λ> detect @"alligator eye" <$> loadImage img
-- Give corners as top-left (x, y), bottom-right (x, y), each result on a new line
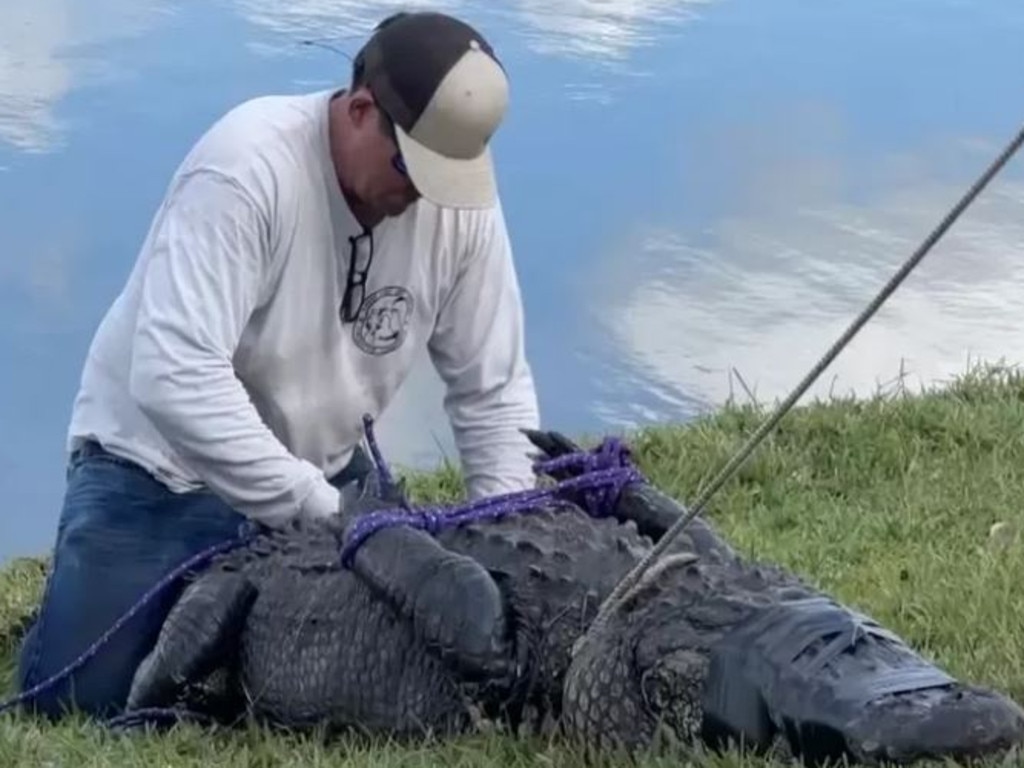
top-left (637, 648), bottom-right (710, 744)
top-left (639, 667), bottom-right (669, 711)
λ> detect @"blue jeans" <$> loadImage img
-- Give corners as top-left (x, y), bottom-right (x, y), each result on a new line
top-left (16, 439), bottom-right (372, 721)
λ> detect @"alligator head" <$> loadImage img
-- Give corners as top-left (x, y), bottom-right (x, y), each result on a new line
top-left (561, 547), bottom-right (1024, 766)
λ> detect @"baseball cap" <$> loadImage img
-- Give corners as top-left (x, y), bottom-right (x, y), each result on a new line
top-left (354, 11), bottom-right (509, 209)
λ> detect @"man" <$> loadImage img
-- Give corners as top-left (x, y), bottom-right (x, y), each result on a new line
top-left (17, 10), bottom-right (540, 720)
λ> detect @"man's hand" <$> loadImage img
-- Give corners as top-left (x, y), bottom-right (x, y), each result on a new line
top-left (325, 469), bottom-right (410, 539)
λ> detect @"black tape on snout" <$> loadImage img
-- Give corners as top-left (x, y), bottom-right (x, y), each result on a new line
top-left (700, 596), bottom-right (954, 761)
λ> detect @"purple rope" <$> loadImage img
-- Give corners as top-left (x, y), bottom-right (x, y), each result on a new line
top-left (0, 417), bottom-right (642, 722)
top-left (340, 423), bottom-right (645, 568)
top-left (0, 526), bottom-right (257, 718)
top-left (531, 436), bottom-right (638, 519)
top-left (361, 413), bottom-right (408, 508)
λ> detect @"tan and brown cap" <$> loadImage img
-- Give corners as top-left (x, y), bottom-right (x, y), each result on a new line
top-left (355, 11), bottom-right (509, 209)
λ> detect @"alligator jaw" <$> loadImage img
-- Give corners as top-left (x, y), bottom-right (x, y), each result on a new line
top-left (562, 551), bottom-right (1024, 767)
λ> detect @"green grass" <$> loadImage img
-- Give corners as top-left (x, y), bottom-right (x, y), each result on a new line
top-left (3, 361), bottom-right (1024, 766)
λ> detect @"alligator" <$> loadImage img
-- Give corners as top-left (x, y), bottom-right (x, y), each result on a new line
top-left (124, 430), bottom-right (1024, 765)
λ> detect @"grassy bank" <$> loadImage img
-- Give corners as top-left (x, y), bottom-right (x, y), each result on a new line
top-left (3, 363), bottom-right (1024, 766)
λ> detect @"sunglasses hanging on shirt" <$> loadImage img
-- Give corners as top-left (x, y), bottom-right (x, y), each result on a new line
top-left (340, 228), bottom-right (375, 323)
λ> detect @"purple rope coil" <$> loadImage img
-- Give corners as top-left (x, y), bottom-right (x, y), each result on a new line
top-left (340, 420), bottom-right (645, 568)
top-left (532, 435), bottom-right (639, 519)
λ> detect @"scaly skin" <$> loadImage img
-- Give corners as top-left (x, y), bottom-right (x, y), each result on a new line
top-left (428, 480), bottom-right (740, 731)
top-left (562, 485), bottom-right (1024, 766)
top-left (434, 502), bottom-right (658, 730)
top-left (125, 445), bottom-right (732, 738)
top-left (128, 517), bottom-right (487, 737)
top-left (126, 430), bottom-right (1024, 765)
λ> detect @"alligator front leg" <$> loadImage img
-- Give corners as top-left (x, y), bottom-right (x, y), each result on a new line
top-left (614, 482), bottom-right (739, 563)
top-left (126, 569), bottom-right (257, 714)
top-left (523, 429), bottom-right (735, 561)
top-left (343, 523), bottom-right (514, 684)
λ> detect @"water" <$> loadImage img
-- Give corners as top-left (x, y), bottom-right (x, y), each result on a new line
top-left (1, 0), bottom-right (1023, 563)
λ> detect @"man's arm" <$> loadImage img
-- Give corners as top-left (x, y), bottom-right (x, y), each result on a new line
top-left (427, 201), bottom-right (541, 499)
top-left (128, 169), bottom-right (340, 526)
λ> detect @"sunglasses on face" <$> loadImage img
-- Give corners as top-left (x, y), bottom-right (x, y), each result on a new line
top-left (369, 91), bottom-right (408, 179)
top-left (392, 152), bottom-right (407, 176)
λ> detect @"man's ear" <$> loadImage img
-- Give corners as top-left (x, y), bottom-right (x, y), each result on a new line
top-left (346, 88), bottom-right (376, 127)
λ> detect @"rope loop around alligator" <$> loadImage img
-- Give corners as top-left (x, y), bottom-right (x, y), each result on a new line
top-left (0, 415), bottom-right (645, 722)
top-left (339, 415), bottom-right (645, 567)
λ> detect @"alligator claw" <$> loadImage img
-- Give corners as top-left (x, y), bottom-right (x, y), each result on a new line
top-left (521, 428), bottom-right (584, 462)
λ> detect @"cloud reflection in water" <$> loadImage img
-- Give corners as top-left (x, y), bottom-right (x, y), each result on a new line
top-left (0, 0), bottom-right (170, 153)
top-left (594, 137), bottom-right (1024, 419)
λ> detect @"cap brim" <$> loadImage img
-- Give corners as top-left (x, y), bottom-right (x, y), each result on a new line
top-left (394, 126), bottom-right (497, 209)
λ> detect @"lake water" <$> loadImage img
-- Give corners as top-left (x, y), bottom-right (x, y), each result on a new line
top-left (2, 0), bottom-right (1023, 563)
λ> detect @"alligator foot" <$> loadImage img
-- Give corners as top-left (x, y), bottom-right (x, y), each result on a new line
top-left (704, 595), bottom-right (1024, 766)
top-left (523, 428), bottom-right (736, 562)
top-left (344, 524), bottom-right (514, 683)
top-left (106, 704), bottom-right (225, 733)
top-left (126, 570), bottom-right (257, 713)
top-left (333, 466), bottom-right (515, 685)
top-left (615, 482), bottom-right (738, 563)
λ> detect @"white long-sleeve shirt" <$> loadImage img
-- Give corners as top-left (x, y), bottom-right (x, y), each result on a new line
top-left (67, 89), bottom-right (541, 527)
